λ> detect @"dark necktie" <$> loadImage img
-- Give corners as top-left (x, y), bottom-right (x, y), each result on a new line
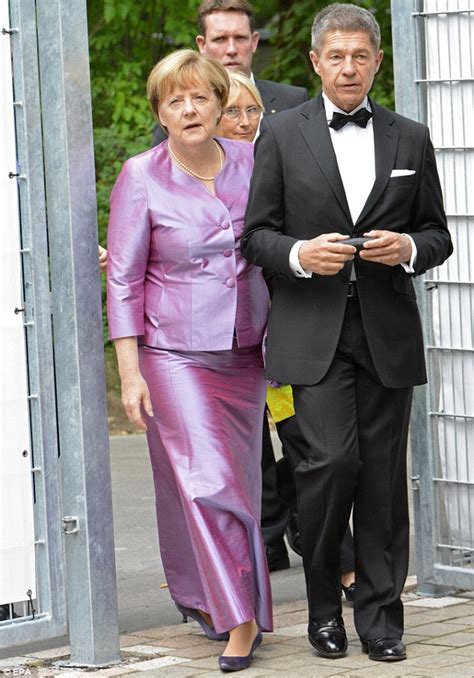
top-left (329, 107), bottom-right (373, 131)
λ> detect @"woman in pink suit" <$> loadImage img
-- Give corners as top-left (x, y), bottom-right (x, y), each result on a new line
top-left (106, 50), bottom-right (271, 673)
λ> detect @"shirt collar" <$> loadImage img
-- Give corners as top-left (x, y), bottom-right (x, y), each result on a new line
top-left (322, 92), bottom-right (371, 122)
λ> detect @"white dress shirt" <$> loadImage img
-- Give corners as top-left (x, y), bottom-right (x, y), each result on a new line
top-left (289, 93), bottom-right (416, 278)
top-left (326, 94), bottom-right (376, 223)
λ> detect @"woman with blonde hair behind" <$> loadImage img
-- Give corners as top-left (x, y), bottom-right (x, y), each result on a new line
top-left (217, 70), bottom-right (264, 142)
top-left (107, 50), bottom-right (272, 672)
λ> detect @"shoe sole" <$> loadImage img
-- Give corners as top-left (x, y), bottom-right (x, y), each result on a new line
top-left (361, 644), bottom-right (406, 662)
top-left (308, 635), bottom-right (347, 659)
top-left (218, 659), bottom-right (252, 672)
top-left (367, 654), bottom-right (406, 662)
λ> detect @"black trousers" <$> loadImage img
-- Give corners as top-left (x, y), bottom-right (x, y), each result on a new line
top-left (260, 411), bottom-right (290, 546)
top-left (292, 295), bottom-right (412, 641)
top-left (276, 414), bottom-right (355, 573)
top-left (261, 409), bottom-right (355, 575)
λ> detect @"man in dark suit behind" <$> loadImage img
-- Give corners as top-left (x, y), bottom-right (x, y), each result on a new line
top-left (152, 0), bottom-right (308, 136)
top-left (152, 0), bottom-right (311, 573)
top-left (242, 2), bottom-right (452, 664)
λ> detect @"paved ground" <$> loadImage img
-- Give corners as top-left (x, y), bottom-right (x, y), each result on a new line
top-left (3, 591), bottom-right (474, 676)
top-left (109, 434), bottom-right (416, 634)
top-left (3, 434), bottom-right (473, 677)
top-left (110, 434), bottom-right (307, 635)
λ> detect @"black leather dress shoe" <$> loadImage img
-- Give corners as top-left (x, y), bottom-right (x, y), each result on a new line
top-left (265, 539), bottom-right (290, 572)
top-left (308, 617), bottom-right (347, 658)
top-left (341, 582), bottom-right (355, 603)
top-left (285, 512), bottom-right (302, 557)
top-left (361, 638), bottom-right (406, 661)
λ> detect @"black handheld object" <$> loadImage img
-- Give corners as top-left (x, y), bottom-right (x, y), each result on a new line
top-left (342, 236), bottom-right (374, 252)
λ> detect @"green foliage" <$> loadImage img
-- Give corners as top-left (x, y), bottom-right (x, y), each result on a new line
top-left (261, 0), bottom-right (393, 107)
top-left (89, 0), bottom-right (200, 232)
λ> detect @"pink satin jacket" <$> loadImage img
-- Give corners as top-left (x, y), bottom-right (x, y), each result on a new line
top-left (107, 137), bottom-right (269, 351)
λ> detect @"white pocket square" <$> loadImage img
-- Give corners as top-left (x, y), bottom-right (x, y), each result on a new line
top-left (390, 169), bottom-right (416, 177)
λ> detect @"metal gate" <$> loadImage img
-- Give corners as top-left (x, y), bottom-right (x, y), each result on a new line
top-left (392, 0), bottom-right (474, 593)
top-left (1, 0), bottom-right (120, 664)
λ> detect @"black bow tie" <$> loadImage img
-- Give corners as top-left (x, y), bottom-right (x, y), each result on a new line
top-left (329, 108), bottom-right (373, 131)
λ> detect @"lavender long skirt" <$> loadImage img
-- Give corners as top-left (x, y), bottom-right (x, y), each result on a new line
top-left (139, 344), bottom-right (273, 634)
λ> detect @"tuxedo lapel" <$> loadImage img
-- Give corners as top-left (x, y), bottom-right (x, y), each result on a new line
top-left (356, 102), bottom-right (400, 226)
top-left (298, 98), bottom-right (352, 224)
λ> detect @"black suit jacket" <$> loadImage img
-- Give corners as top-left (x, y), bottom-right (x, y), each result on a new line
top-left (241, 96), bottom-right (452, 389)
top-left (254, 78), bottom-right (308, 114)
top-left (151, 78), bottom-right (308, 147)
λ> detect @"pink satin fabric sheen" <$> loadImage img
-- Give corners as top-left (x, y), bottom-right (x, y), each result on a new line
top-left (140, 345), bottom-right (272, 633)
top-left (106, 137), bottom-right (272, 633)
top-left (107, 137), bottom-right (269, 350)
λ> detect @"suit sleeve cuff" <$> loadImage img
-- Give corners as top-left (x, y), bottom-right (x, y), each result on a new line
top-left (289, 240), bottom-right (312, 278)
top-left (400, 234), bottom-right (417, 274)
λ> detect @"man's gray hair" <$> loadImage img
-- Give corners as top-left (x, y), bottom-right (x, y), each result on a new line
top-left (311, 3), bottom-right (381, 53)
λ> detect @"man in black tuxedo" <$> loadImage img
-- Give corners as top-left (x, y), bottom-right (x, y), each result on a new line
top-left (242, 2), bottom-right (452, 664)
top-left (152, 0), bottom-right (310, 573)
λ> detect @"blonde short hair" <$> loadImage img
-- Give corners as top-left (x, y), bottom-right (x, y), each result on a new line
top-left (147, 49), bottom-right (230, 119)
top-left (226, 71), bottom-right (264, 111)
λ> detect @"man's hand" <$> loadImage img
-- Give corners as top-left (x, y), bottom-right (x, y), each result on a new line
top-left (298, 233), bottom-right (356, 275)
top-left (121, 373), bottom-right (154, 432)
top-left (359, 230), bottom-right (412, 266)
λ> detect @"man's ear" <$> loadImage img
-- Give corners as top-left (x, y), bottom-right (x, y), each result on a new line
top-left (375, 49), bottom-right (384, 74)
top-left (196, 35), bottom-right (206, 54)
top-left (251, 31), bottom-right (260, 54)
top-left (309, 50), bottom-right (320, 76)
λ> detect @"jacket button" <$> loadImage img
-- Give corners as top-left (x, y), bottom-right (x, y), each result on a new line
top-left (222, 249), bottom-right (232, 257)
top-left (220, 220), bottom-right (230, 229)
top-left (225, 278), bottom-right (235, 288)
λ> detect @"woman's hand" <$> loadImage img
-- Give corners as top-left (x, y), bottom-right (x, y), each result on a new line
top-left (121, 373), bottom-right (154, 431)
top-left (98, 244), bottom-right (107, 272)
top-left (114, 337), bottom-right (154, 431)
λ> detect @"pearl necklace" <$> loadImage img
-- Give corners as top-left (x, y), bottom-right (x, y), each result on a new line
top-left (168, 139), bottom-right (224, 181)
